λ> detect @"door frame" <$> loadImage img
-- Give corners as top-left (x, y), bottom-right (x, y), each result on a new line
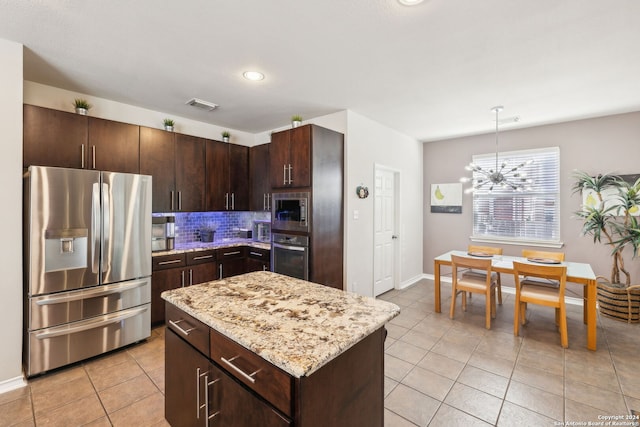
top-left (373, 164), bottom-right (401, 294)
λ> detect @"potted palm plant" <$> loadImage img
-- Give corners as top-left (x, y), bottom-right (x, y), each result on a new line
top-left (221, 131), bottom-right (230, 142)
top-left (572, 171), bottom-right (640, 322)
top-left (73, 98), bottom-right (91, 115)
top-left (163, 119), bottom-right (175, 132)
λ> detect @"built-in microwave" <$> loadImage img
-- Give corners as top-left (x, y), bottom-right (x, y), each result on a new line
top-left (271, 192), bottom-right (310, 232)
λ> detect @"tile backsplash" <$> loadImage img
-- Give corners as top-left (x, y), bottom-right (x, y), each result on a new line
top-left (153, 211), bottom-right (270, 245)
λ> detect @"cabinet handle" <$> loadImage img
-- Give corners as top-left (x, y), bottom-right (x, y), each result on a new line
top-left (283, 164), bottom-right (287, 185)
top-left (170, 191), bottom-right (175, 211)
top-left (220, 355), bottom-right (259, 384)
top-left (263, 265), bottom-right (268, 271)
top-left (81, 144), bottom-right (85, 169)
top-left (181, 270), bottom-right (185, 287)
top-left (249, 251), bottom-right (263, 257)
top-left (168, 319), bottom-right (195, 336)
top-left (231, 193), bottom-right (235, 210)
top-left (92, 145), bottom-right (96, 169)
top-left (223, 251), bottom-right (241, 256)
top-left (204, 375), bottom-right (221, 424)
top-left (219, 264), bottom-right (223, 279)
top-left (158, 259), bottom-right (182, 265)
top-left (288, 164), bottom-right (293, 185)
top-left (196, 367), bottom-right (205, 419)
top-left (178, 191), bottom-right (182, 211)
top-left (267, 193), bottom-right (271, 210)
top-left (189, 269), bottom-right (193, 286)
top-left (224, 193), bottom-right (229, 210)
top-left (192, 254), bottom-right (213, 261)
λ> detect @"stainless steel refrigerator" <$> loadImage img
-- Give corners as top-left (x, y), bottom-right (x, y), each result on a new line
top-left (24, 166), bottom-right (152, 377)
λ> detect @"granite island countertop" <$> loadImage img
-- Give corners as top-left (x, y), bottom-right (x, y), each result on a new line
top-left (161, 271), bottom-right (400, 378)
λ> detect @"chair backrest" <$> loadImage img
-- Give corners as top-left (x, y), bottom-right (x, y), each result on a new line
top-left (468, 245), bottom-right (503, 255)
top-left (521, 249), bottom-right (565, 261)
top-left (452, 255), bottom-right (493, 284)
top-left (513, 261), bottom-right (568, 294)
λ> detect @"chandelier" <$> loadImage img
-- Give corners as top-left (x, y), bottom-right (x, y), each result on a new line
top-left (461, 106), bottom-right (533, 193)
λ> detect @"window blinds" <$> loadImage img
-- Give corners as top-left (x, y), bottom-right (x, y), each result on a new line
top-left (471, 147), bottom-right (560, 244)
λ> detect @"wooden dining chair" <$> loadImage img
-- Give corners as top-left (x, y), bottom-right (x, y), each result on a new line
top-left (466, 245), bottom-right (503, 305)
top-left (521, 249), bottom-right (565, 288)
top-left (513, 261), bottom-right (569, 348)
top-left (450, 255), bottom-right (497, 329)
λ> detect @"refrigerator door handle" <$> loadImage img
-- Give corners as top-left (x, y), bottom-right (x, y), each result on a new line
top-left (102, 182), bottom-right (110, 272)
top-left (91, 182), bottom-right (101, 273)
top-left (35, 279), bottom-right (149, 305)
top-left (34, 305), bottom-right (149, 340)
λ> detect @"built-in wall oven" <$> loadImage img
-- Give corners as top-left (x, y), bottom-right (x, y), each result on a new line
top-left (272, 192), bottom-right (309, 233)
top-left (271, 233), bottom-right (309, 281)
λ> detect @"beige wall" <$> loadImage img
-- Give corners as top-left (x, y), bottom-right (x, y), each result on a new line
top-left (423, 111), bottom-right (640, 286)
top-left (0, 38), bottom-right (24, 390)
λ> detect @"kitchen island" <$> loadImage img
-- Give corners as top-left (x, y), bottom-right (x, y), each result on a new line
top-left (162, 271), bottom-right (399, 427)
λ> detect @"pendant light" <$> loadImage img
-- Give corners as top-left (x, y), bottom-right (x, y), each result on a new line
top-left (461, 106), bottom-right (533, 193)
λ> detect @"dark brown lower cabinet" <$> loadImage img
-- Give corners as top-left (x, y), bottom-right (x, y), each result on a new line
top-left (217, 247), bottom-right (247, 279)
top-left (246, 248), bottom-right (270, 272)
top-left (165, 302), bottom-right (385, 426)
top-left (166, 329), bottom-right (290, 427)
top-left (152, 252), bottom-right (218, 325)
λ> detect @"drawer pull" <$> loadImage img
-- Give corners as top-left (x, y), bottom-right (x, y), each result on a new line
top-left (169, 319), bottom-right (196, 336)
top-left (220, 355), bottom-right (259, 384)
top-left (249, 251), bottom-right (263, 257)
top-left (223, 251), bottom-right (241, 256)
top-left (158, 259), bottom-right (182, 265)
top-left (193, 254), bottom-right (214, 261)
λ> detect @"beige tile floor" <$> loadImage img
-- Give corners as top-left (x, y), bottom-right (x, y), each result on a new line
top-left (1, 278), bottom-right (638, 426)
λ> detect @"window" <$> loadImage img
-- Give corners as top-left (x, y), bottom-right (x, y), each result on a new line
top-left (470, 147), bottom-right (560, 246)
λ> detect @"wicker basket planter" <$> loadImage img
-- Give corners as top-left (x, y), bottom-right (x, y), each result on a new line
top-left (597, 277), bottom-right (640, 323)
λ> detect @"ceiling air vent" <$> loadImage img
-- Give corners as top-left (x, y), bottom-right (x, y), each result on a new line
top-left (185, 98), bottom-right (218, 111)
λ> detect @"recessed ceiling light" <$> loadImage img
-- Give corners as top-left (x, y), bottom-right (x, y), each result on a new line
top-left (398, 0), bottom-right (424, 5)
top-left (243, 71), bottom-right (265, 81)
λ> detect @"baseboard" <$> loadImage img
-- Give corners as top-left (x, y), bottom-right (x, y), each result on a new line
top-left (399, 274), bottom-right (428, 290)
top-left (0, 375), bottom-right (27, 394)
top-left (422, 273), bottom-right (584, 306)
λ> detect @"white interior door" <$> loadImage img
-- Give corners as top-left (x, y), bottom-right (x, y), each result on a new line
top-left (373, 167), bottom-right (397, 296)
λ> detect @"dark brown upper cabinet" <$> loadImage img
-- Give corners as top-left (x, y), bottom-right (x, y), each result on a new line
top-left (140, 127), bottom-right (206, 213)
top-left (249, 143), bottom-right (271, 211)
top-left (205, 140), bottom-right (249, 211)
top-left (24, 105), bottom-right (140, 173)
top-left (270, 125), bottom-right (311, 189)
top-left (175, 134), bottom-right (206, 212)
top-left (88, 118), bottom-right (140, 173)
top-left (23, 104), bottom-right (88, 169)
top-left (140, 127), bottom-right (176, 212)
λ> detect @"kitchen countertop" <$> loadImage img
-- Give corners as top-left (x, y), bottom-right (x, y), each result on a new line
top-left (153, 239), bottom-right (270, 256)
top-left (161, 271), bottom-right (400, 378)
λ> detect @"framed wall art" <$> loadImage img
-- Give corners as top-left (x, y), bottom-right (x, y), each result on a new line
top-left (430, 183), bottom-right (462, 214)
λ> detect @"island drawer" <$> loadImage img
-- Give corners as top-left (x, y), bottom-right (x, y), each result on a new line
top-left (153, 253), bottom-right (186, 271)
top-left (166, 304), bottom-right (209, 356)
top-left (186, 250), bottom-right (216, 265)
top-left (210, 328), bottom-right (292, 417)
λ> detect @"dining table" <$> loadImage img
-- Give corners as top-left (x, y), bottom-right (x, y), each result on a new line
top-left (433, 250), bottom-right (598, 351)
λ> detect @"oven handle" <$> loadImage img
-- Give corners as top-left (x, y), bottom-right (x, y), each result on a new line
top-left (272, 242), bottom-right (306, 252)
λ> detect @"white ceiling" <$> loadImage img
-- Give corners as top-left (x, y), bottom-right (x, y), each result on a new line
top-left (1, 0), bottom-right (639, 141)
